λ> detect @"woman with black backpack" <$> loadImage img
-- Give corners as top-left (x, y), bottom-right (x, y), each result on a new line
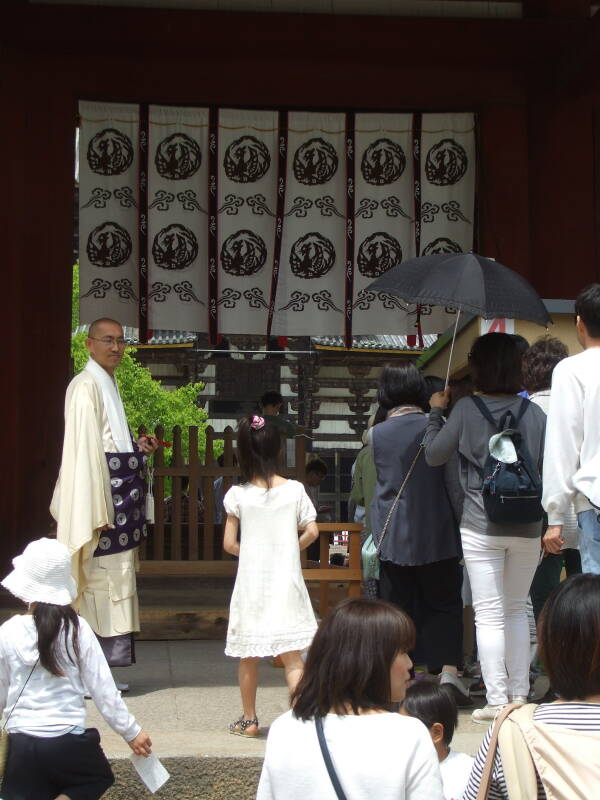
top-left (423, 333), bottom-right (546, 724)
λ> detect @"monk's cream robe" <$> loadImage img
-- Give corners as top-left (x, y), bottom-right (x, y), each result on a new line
top-left (51, 370), bottom-right (140, 638)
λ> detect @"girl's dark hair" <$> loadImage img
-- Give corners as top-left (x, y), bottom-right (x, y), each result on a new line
top-left (521, 337), bottom-right (569, 394)
top-left (236, 415), bottom-right (282, 487)
top-left (292, 598), bottom-right (415, 720)
top-left (33, 603), bottom-right (80, 677)
top-left (377, 362), bottom-right (427, 411)
top-left (468, 333), bottom-right (522, 394)
top-left (402, 681), bottom-right (458, 745)
top-left (538, 574), bottom-right (600, 701)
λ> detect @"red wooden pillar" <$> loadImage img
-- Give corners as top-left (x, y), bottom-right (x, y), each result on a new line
top-left (1, 51), bottom-right (75, 573)
top-left (478, 106), bottom-right (531, 279)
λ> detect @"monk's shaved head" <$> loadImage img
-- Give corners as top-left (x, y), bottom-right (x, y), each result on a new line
top-left (88, 318), bottom-right (123, 339)
top-left (86, 318), bottom-right (126, 375)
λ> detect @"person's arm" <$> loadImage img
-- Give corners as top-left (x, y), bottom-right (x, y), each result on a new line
top-left (349, 453), bottom-right (365, 506)
top-left (223, 514), bottom-right (240, 557)
top-left (423, 393), bottom-right (463, 467)
top-left (461, 725), bottom-right (509, 800)
top-left (0, 641), bottom-right (9, 716)
top-left (79, 621), bottom-right (151, 755)
top-left (298, 521), bottom-right (319, 551)
top-left (444, 453), bottom-right (464, 525)
top-left (297, 485), bottom-right (318, 550)
top-left (51, 380), bottom-right (114, 542)
top-left (542, 362), bottom-right (584, 548)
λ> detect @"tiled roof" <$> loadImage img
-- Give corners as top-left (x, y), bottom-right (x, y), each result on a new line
top-left (127, 328), bottom-right (197, 345)
top-left (76, 327), bottom-right (435, 351)
top-left (75, 326), bottom-right (196, 345)
top-left (312, 334), bottom-right (437, 351)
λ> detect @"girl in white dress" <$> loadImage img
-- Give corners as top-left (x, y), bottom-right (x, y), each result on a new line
top-left (223, 414), bottom-right (319, 738)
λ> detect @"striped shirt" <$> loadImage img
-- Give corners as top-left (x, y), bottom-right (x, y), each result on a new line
top-left (462, 702), bottom-right (600, 800)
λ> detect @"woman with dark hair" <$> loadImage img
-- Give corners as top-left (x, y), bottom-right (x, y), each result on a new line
top-left (463, 574), bottom-right (600, 799)
top-left (522, 337), bottom-right (581, 623)
top-left (0, 538), bottom-right (151, 800)
top-left (257, 598), bottom-right (444, 799)
top-left (369, 362), bottom-right (469, 706)
top-left (223, 415), bottom-right (319, 738)
top-left (424, 333), bottom-right (547, 723)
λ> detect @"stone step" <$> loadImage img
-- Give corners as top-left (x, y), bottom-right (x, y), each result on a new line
top-left (106, 755), bottom-right (262, 800)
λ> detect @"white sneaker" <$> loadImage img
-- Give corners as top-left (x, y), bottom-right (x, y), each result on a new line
top-left (439, 670), bottom-right (474, 707)
top-left (509, 695), bottom-right (528, 705)
top-left (471, 704), bottom-right (505, 724)
top-left (116, 682), bottom-right (129, 692)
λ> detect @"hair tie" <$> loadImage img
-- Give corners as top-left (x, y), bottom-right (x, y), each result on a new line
top-left (250, 415), bottom-right (265, 430)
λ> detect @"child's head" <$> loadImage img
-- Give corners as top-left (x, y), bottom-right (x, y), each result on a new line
top-left (401, 681), bottom-right (458, 760)
top-left (260, 390), bottom-right (284, 415)
top-left (1, 538), bottom-right (80, 676)
top-left (237, 414), bottom-right (282, 486)
top-left (305, 458), bottom-right (327, 487)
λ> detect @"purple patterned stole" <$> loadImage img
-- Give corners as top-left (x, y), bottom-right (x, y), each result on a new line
top-left (94, 450), bottom-right (148, 557)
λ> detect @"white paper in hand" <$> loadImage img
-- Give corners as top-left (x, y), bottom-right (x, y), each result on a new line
top-left (129, 753), bottom-right (170, 793)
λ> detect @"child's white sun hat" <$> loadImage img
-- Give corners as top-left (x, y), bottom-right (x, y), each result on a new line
top-left (1, 537), bottom-right (77, 606)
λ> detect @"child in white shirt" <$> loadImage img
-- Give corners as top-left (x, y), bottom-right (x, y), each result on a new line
top-left (0, 537), bottom-right (152, 800)
top-left (402, 681), bottom-right (474, 800)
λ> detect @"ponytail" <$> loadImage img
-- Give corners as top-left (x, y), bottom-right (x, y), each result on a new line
top-left (32, 603), bottom-right (80, 677)
top-left (236, 415), bottom-right (282, 487)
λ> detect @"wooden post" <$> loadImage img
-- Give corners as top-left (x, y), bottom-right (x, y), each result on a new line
top-left (202, 426), bottom-right (215, 560)
top-left (153, 425), bottom-right (166, 560)
top-left (171, 426), bottom-right (183, 560)
top-left (188, 426), bottom-right (200, 561)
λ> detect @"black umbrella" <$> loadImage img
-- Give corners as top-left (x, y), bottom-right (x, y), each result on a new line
top-left (367, 252), bottom-right (551, 383)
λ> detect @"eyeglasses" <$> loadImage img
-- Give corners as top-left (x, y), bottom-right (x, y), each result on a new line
top-left (88, 336), bottom-right (127, 347)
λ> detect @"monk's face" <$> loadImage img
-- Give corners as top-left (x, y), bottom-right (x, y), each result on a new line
top-left (86, 321), bottom-right (126, 375)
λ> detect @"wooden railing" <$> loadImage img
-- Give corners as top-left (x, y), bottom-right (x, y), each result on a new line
top-left (136, 424), bottom-right (363, 616)
top-left (139, 424), bottom-right (307, 568)
top-left (303, 523), bottom-right (363, 616)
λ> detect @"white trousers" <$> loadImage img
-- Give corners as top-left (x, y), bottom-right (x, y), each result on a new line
top-left (461, 529), bottom-right (540, 706)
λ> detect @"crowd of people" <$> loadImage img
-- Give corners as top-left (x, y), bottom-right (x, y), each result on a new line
top-left (0, 283), bottom-right (599, 799)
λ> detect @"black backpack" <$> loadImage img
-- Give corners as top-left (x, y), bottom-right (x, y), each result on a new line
top-left (471, 396), bottom-right (544, 525)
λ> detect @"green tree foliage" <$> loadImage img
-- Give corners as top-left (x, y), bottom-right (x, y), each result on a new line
top-left (72, 262), bottom-right (80, 332)
top-left (71, 263), bottom-right (209, 460)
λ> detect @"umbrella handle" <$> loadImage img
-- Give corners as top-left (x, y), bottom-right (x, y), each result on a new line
top-left (445, 306), bottom-right (462, 389)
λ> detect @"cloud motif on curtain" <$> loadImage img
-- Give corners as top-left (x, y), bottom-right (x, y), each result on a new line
top-left (79, 102), bottom-right (475, 338)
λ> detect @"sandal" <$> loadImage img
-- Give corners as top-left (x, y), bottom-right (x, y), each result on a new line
top-left (229, 716), bottom-right (259, 738)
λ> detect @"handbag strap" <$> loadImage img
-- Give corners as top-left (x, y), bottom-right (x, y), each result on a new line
top-left (475, 703), bottom-right (520, 800)
top-left (375, 443), bottom-right (424, 556)
top-left (1, 659), bottom-right (39, 732)
top-left (315, 716), bottom-right (348, 800)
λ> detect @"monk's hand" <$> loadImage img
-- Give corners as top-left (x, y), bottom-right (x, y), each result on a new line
top-left (543, 525), bottom-right (564, 556)
top-left (430, 387), bottom-right (451, 409)
top-left (128, 731), bottom-right (152, 757)
top-left (137, 435), bottom-right (159, 454)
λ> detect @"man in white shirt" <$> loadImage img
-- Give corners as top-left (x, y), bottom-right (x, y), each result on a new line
top-left (543, 284), bottom-right (600, 573)
top-left (51, 318), bottom-right (158, 669)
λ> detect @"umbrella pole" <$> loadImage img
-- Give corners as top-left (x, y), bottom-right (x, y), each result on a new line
top-left (444, 306), bottom-right (462, 389)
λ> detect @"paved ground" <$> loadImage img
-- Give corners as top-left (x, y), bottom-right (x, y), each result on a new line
top-left (90, 640), bottom-right (489, 760)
